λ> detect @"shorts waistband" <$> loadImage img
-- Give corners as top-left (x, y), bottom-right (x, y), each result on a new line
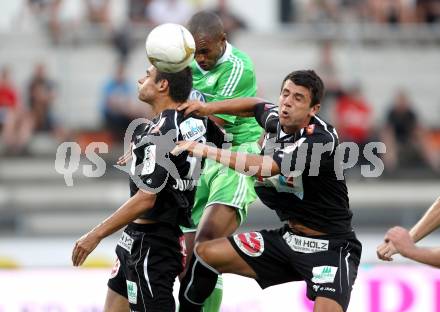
top-left (284, 224), bottom-right (356, 240)
top-left (127, 222), bottom-right (181, 235)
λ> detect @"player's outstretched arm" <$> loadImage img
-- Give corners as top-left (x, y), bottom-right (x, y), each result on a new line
top-left (71, 190), bottom-right (156, 266)
top-left (178, 97), bottom-right (266, 118)
top-left (172, 141), bottom-right (279, 177)
top-left (377, 197), bottom-right (440, 262)
top-left (385, 226), bottom-right (440, 268)
top-left (409, 197), bottom-right (440, 243)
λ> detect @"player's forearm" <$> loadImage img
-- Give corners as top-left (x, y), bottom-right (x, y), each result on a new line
top-left (404, 247), bottom-right (440, 268)
top-left (410, 197), bottom-right (440, 242)
top-left (196, 144), bottom-right (279, 177)
top-left (91, 191), bottom-right (155, 239)
top-left (208, 97), bottom-right (265, 117)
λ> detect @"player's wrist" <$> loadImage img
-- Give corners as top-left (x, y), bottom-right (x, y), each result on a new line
top-left (400, 244), bottom-right (417, 258)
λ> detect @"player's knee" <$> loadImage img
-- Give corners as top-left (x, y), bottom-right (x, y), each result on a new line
top-left (194, 242), bottom-right (210, 262)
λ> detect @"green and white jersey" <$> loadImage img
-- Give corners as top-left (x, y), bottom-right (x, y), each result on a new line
top-left (191, 42), bottom-right (262, 147)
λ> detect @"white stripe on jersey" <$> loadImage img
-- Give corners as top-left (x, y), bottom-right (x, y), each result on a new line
top-left (221, 56), bottom-right (238, 96)
top-left (314, 116), bottom-right (336, 154)
top-left (222, 55), bottom-right (244, 97)
top-left (174, 111), bottom-right (179, 139)
top-left (226, 56), bottom-right (244, 96)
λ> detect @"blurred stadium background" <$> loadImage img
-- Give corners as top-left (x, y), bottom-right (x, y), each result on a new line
top-left (0, 0), bottom-right (440, 311)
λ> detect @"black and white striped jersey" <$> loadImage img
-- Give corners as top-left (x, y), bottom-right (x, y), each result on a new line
top-left (129, 109), bottom-right (209, 228)
top-left (253, 102), bottom-right (353, 233)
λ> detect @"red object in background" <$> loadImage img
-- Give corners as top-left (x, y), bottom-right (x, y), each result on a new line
top-left (335, 94), bottom-right (371, 143)
top-left (0, 84), bottom-right (18, 109)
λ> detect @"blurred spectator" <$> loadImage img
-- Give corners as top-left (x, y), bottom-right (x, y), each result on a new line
top-left (279, 0), bottom-right (296, 23)
top-left (146, 0), bottom-right (193, 26)
top-left (211, 0), bottom-right (247, 42)
top-left (129, 0), bottom-right (153, 25)
top-left (381, 89), bottom-right (439, 172)
top-left (21, 0), bottom-right (63, 44)
top-left (339, 0), bottom-right (370, 22)
top-left (416, 0), bottom-right (440, 24)
top-left (27, 63), bottom-right (66, 141)
top-left (100, 64), bottom-right (149, 142)
top-left (369, 0), bottom-right (414, 25)
top-left (48, 0), bottom-right (62, 44)
top-left (0, 67), bottom-right (32, 154)
top-left (112, 24), bottom-right (133, 64)
top-left (315, 41), bottom-right (342, 120)
top-left (333, 84), bottom-right (373, 164)
top-left (84, 0), bottom-right (111, 26)
top-left (304, 0), bottom-right (340, 23)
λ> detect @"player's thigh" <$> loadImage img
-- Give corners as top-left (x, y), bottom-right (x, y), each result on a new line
top-left (103, 287), bottom-right (129, 312)
top-left (196, 238), bottom-right (257, 278)
top-left (195, 203), bottom-right (239, 242)
top-left (206, 165), bottom-right (257, 221)
top-left (313, 297), bottom-right (344, 312)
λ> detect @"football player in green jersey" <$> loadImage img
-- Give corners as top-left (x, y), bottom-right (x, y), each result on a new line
top-left (179, 11), bottom-right (262, 312)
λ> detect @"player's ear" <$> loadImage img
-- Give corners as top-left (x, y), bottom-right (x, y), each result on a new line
top-left (310, 103), bottom-right (321, 117)
top-left (157, 78), bottom-right (169, 92)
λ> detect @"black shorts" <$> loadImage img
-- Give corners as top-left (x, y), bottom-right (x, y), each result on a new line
top-left (108, 222), bottom-right (185, 312)
top-left (228, 224), bottom-right (362, 311)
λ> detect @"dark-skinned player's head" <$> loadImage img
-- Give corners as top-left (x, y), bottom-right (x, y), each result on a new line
top-left (278, 70), bottom-right (325, 132)
top-left (187, 11), bottom-right (226, 71)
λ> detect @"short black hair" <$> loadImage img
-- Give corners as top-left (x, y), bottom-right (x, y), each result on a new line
top-left (281, 70), bottom-right (324, 107)
top-left (187, 11), bottom-right (224, 40)
top-left (155, 67), bottom-right (193, 103)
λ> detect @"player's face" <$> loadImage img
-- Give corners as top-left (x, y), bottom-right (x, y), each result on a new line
top-left (137, 66), bottom-right (158, 103)
top-left (193, 34), bottom-right (225, 71)
top-left (278, 80), bottom-right (320, 132)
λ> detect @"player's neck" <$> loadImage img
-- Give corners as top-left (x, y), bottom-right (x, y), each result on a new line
top-left (152, 98), bottom-right (179, 115)
top-left (282, 117), bottom-right (311, 134)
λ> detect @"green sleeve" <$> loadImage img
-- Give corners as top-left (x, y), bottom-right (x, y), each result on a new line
top-left (211, 67), bottom-right (257, 123)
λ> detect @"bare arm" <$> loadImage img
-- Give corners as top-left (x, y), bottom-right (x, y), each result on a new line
top-left (405, 247), bottom-right (440, 268)
top-left (172, 141), bottom-right (279, 177)
top-left (410, 197), bottom-right (440, 242)
top-left (72, 190), bottom-right (156, 266)
top-left (178, 97), bottom-right (267, 118)
top-left (377, 197), bottom-right (440, 262)
top-left (385, 226), bottom-right (440, 268)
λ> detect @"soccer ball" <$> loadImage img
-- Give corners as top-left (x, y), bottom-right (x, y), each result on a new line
top-left (145, 23), bottom-right (196, 73)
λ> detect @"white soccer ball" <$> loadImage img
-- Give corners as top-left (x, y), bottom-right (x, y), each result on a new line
top-left (145, 23), bottom-right (196, 73)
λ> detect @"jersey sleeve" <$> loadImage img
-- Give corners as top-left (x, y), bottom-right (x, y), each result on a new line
top-left (272, 130), bottom-right (337, 177)
top-left (254, 102), bottom-right (278, 133)
top-left (211, 67), bottom-right (256, 123)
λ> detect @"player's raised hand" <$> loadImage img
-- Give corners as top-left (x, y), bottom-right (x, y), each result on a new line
top-left (72, 232), bottom-right (101, 266)
top-left (178, 100), bottom-right (210, 117)
top-left (376, 240), bottom-right (397, 261)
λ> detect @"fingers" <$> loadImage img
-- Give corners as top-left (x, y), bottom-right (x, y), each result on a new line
top-left (171, 141), bottom-right (195, 156)
top-left (177, 100), bottom-right (205, 117)
top-left (116, 144), bottom-right (133, 165)
top-left (177, 102), bottom-right (190, 111)
top-left (72, 240), bottom-right (91, 267)
top-left (376, 242), bottom-right (394, 261)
